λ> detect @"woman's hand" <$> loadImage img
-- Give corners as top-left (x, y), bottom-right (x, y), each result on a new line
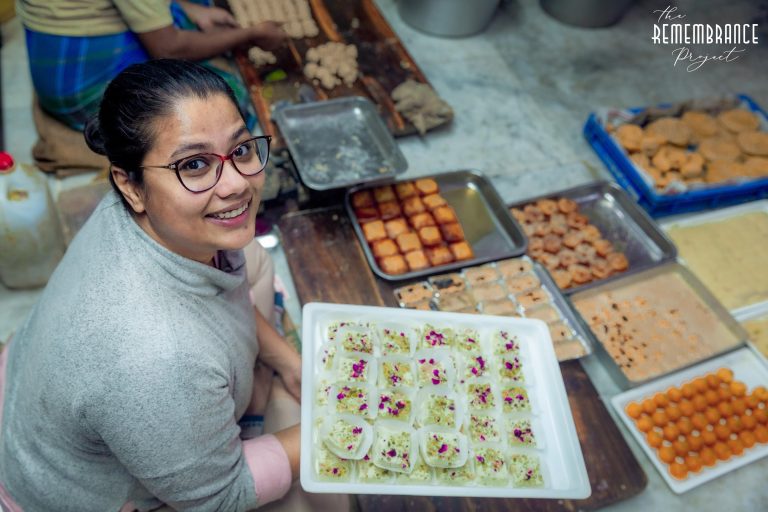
top-left (249, 21), bottom-right (287, 51)
top-left (275, 349), bottom-right (302, 403)
top-left (180, 2), bottom-right (238, 32)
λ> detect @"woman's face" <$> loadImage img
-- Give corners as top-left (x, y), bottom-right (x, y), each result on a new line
top-left (127, 93), bottom-right (265, 264)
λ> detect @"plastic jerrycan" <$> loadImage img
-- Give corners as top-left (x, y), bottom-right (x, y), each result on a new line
top-left (0, 152), bottom-right (66, 288)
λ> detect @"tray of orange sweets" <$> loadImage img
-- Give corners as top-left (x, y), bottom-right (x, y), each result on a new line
top-left (345, 171), bottom-right (527, 281)
top-left (611, 347), bottom-right (768, 493)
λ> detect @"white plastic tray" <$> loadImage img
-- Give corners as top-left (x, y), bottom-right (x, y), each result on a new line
top-left (611, 347), bottom-right (768, 494)
top-left (300, 303), bottom-right (591, 499)
top-left (661, 200), bottom-right (768, 319)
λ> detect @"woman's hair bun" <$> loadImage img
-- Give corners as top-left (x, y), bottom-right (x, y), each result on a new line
top-left (84, 116), bottom-right (107, 156)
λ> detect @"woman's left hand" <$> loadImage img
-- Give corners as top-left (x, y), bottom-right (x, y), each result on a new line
top-left (182, 3), bottom-right (238, 32)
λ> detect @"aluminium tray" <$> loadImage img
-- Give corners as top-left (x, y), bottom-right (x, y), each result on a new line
top-left (346, 170), bottom-right (528, 281)
top-left (571, 262), bottom-right (748, 390)
top-left (274, 96), bottom-right (408, 191)
top-left (584, 94), bottom-right (768, 217)
top-left (508, 180), bottom-right (678, 295)
top-left (300, 302), bottom-right (591, 498)
top-left (611, 347), bottom-right (768, 494)
top-left (661, 200), bottom-right (768, 319)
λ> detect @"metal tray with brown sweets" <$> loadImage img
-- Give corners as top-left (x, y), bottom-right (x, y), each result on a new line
top-left (510, 198), bottom-right (629, 290)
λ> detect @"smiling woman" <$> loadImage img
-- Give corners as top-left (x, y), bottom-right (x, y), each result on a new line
top-left (0, 60), bottom-right (348, 512)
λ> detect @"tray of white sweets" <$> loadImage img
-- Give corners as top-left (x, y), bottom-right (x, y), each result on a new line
top-left (300, 303), bottom-right (591, 498)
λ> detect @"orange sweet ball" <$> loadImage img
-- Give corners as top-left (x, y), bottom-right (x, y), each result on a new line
top-left (730, 380), bottom-right (747, 397)
top-left (745, 393), bottom-right (760, 410)
top-left (700, 446), bottom-right (717, 467)
top-left (687, 432), bottom-right (704, 452)
top-left (637, 415), bottom-right (654, 433)
top-left (717, 386), bottom-right (732, 402)
top-left (681, 383), bottom-right (697, 399)
top-left (753, 385), bottom-right (768, 402)
top-left (739, 430), bottom-right (757, 449)
top-left (684, 453), bottom-right (703, 473)
top-left (673, 438), bottom-right (690, 457)
top-left (642, 398), bottom-right (658, 415)
top-left (679, 399), bottom-right (695, 417)
top-left (677, 417), bottom-right (694, 436)
top-left (666, 404), bottom-right (683, 422)
top-left (754, 425), bottom-right (768, 443)
top-left (669, 462), bottom-right (688, 480)
top-left (717, 401), bottom-right (733, 418)
top-left (663, 423), bottom-right (680, 441)
top-left (714, 441), bottom-right (732, 461)
top-left (692, 394), bottom-right (708, 412)
top-left (691, 412), bottom-right (708, 430)
top-left (626, 402), bottom-right (643, 419)
top-left (726, 416), bottom-right (745, 433)
top-left (706, 373), bottom-right (722, 389)
top-left (753, 408), bottom-right (768, 424)
top-left (702, 428), bottom-right (718, 446)
top-left (727, 438), bottom-right (745, 456)
top-left (692, 377), bottom-right (708, 393)
top-left (652, 410), bottom-right (669, 427)
top-left (741, 413), bottom-right (757, 431)
top-left (704, 407), bottom-right (721, 425)
top-left (714, 423), bottom-right (731, 441)
top-left (654, 392), bottom-right (670, 408)
top-left (704, 389), bottom-right (720, 406)
top-left (716, 368), bottom-right (734, 383)
top-left (731, 398), bottom-right (747, 416)
top-left (646, 430), bottom-right (664, 448)
top-left (658, 445), bottom-right (676, 464)
top-left (667, 386), bottom-right (683, 402)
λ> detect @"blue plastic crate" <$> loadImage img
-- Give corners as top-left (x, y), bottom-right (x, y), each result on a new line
top-left (584, 94), bottom-right (768, 217)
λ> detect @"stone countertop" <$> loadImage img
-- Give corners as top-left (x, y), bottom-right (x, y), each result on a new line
top-left (373, 0), bottom-right (768, 509)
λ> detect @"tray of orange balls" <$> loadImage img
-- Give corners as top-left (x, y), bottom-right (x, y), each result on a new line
top-left (611, 347), bottom-right (768, 493)
top-left (345, 170), bottom-right (527, 281)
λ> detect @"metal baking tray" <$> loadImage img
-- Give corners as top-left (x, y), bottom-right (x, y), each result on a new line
top-left (274, 96), bottom-right (408, 191)
top-left (661, 200), bottom-right (768, 319)
top-left (508, 180), bottom-right (678, 295)
top-left (346, 170), bottom-right (528, 281)
top-left (570, 261), bottom-right (748, 390)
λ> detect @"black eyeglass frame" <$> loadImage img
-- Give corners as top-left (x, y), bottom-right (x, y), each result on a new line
top-left (139, 135), bottom-right (272, 193)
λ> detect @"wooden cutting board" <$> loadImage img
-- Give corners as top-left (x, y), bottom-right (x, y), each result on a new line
top-left (220, 0), bottom-right (452, 148)
top-left (278, 207), bottom-right (648, 511)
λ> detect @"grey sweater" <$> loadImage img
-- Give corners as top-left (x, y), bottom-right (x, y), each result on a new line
top-left (0, 192), bottom-right (262, 511)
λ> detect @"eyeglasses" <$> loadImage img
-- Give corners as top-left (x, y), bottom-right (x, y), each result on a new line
top-left (140, 135), bottom-right (271, 193)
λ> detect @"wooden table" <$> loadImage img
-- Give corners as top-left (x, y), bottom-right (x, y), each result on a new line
top-left (220, 0), bottom-right (452, 149)
top-left (278, 207), bottom-right (648, 511)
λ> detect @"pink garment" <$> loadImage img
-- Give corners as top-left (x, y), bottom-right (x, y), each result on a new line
top-left (243, 434), bottom-right (293, 506)
top-left (0, 343), bottom-right (23, 512)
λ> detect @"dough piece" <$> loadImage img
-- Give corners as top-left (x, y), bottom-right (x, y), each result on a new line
top-left (615, 124), bottom-right (643, 152)
top-left (391, 80), bottom-right (453, 135)
top-left (737, 131), bottom-right (768, 156)
top-left (681, 111), bottom-right (719, 142)
top-left (717, 109), bottom-right (760, 133)
top-left (303, 42), bottom-right (359, 90)
top-left (646, 117), bottom-right (691, 147)
top-left (231, 0), bottom-right (316, 38)
top-left (698, 137), bottom-right (742, 162)
top-left (248, 47), bottom-right (276, 66)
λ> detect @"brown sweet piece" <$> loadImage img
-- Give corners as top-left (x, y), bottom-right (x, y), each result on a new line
top-left (372, 239), bottom-right (399, 258)
top-left (497, 258), bottom-right (532, 278)
top-left (379, 254), bottom-right (407, 275)
top-left (526, 304), bottom-right (560, 323)
top-left (705, 160), bottom-right (746, 183)
top-left (401, 196), bottom-right (426, 217)
top-left (744, 157), bottom-right (768, 177)
top-left (607, 252), bottom-right (629, 271)
top-left (510, 207), bottom-right (526, 223)
top-left (433, 205), bottom-right (458, 224)
top-left (352, 190), bottom-right (374, 208)
top-left (568, 264), bottom-right (592, 285)
top-left (523, 204), bottom-right (545, 223)
top-left (563, 231), bottom-right (583, 249)
top-left (540, 253), bottom-right (561, 271)
top-left (646, 117), bottom-right (691, 147)
top-left (737, 131), bottom-right (768, 156)
top-left (414, 178), bottom-right (439, 196)
top-left (378, 201), bottom-right (402, 220)
top-left (542, 234), bottom-right (562, 254)
top-left (437, 291), bottom-right (474, 312)
top-left (440, 222), bottom-right (465, 243)
top-left (593, 239), bottom-right (614, 257)
top-left (373, 185), bottom-right (396, 203)
top-left (395, 182), bottom-right (417, 200)
top-left (580, 225), bottom-right (601, 243)
top-left (532, 222), bottom-right (552, 237)
top-left (418, 226), bottom-right (442, 247)
top-left (404, 250), bottom-right (429, 271)
top-left (717, 109), bottom-right (760, 133)
top-left (591, 258), bottom-right (612, 279)
top-left (575, 243), bottom-right (597, 264)
top-left (536, 199), bottom-right (558, 216)
top-left (506, 273), bottom-right (540, 294)
top-left (394, 283), bottom-right (433, 305)
top-left (406, 299), bottom-right (433, 311)
top-left (528, 237), bottom-right (544, 253)
top-left (640, 133), bottom-right (667, 156)
top-left (355, 207), bottom-right (379, 222)
top-left (681, 111), bottom-right (720, 142)
top-left (449, 241), bottom-right (474, 261)
top-left (698, 137), bottom-right (741, 161)
top-left (516, 289), bottom-right (550, 309)
top-left (551, 269), bottom-right (572, 289)
top-left (555, 340), bottom-right (587, 361)
top-left (429, 273), bottom-right (465, 294)
top-left (409, 212), bottom-right (436, 229)
top-left (482, 299), bottom-right (519, 316)
top-left (615, 124), bottom-right (644, 152)
top-left (566, 212), bottom-right (589, 229)
top-left (548, 322), bottom-right (573, 343)
top-left (680, 152), bottom-right (705, 178)
top-left (465, 266), bottom-right (499, 286)
top-left (558, 248), bottom-right (578, 268)
top-left (396, 232), bottom-right (422, 253)
top-left (557, 198), bottom-right (578, 214)
top-left (384, 218), bottom-right (410, 239)
top-left (422, 194), bottom-right (447, 210)
top-left (426, 246), bottom-right (454, 266)
top-left (362, 220), bottom-right (386, 243)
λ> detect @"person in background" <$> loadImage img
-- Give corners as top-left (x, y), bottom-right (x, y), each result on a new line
top-left (0, 59), bottom-right (347, 512)
top-left (18, 0), bottom-right (281, 131)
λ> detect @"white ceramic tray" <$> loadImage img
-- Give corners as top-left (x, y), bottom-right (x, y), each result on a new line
top-left (611, 347), bottom-right (768, 494)
top-left (300, 303), bottom-right (591, 499)
top-left (661, 199), bottom-right (768, 319)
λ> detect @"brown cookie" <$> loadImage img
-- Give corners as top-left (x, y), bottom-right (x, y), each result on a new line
top-left (737, 131), bottom-right (768, 156)
top-left (698, 137), bottom-right (742, 162)
top-left (717, 108), bottom-right (760, 133)
top-left (640, 133), bottom-right (667, 157)
top-left (681, 111), bottom-right (719, 142)
top-left (646, 117), bottom-right (691, 147)
top-left (680, 152), bottom-right (705, 178)
top-left (744, 157), bottom-right (768, 177)
top-left (705, 160), bottom-right (747, 183)
top-left (615, 124), bottom-right (644, 152)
